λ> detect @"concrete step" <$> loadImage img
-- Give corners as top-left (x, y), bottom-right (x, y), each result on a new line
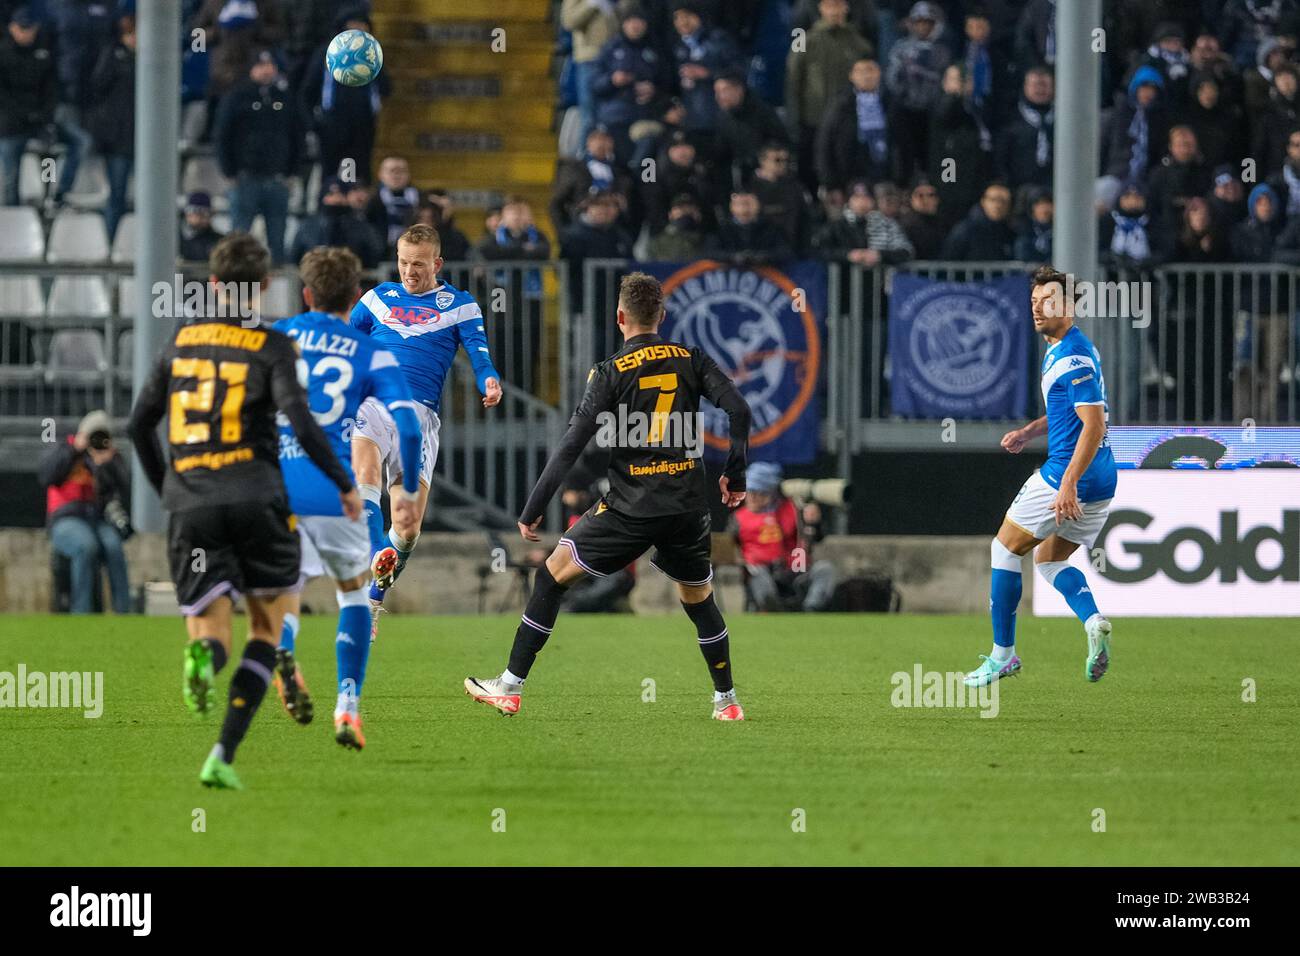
top-left (407, 153), bottom-right (557, 188)
top-left (380, 0), bottom-right (551, 22)
top-left (383, 70), bottom-right (560, 101)
top-left (384, 44), bottom-right (552, 75)
top-left (380, 98), bottom-right (554, 132)
top-left (372, 16), bottom-right (553, 46)
top-left (379, 125), bottom-right (557, 156)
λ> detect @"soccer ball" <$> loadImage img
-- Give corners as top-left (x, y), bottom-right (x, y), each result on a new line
top-left (326, 29), bottom-right (383, 87)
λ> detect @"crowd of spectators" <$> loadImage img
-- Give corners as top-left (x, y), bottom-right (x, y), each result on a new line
top-left (554, 0), bottom-right (1300, 271)
top-left (0, 0), bottom-right (471, 270)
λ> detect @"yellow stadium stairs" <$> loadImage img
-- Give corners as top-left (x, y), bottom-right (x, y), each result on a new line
top-left (370, 0), bottom-right (560, 246)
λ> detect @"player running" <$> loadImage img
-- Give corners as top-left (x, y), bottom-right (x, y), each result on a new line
top-left (127, 234), bottom-right (361, 790)
top-left (348, 223), bottom-right (502, 639)
top-left (272, 247), bottom-right (423, 750)
top-left (465, 272), bottom-right (753, 720)
top-left (965, 265), bottom-right (1117, 689)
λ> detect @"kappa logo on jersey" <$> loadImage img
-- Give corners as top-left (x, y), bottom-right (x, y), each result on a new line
top-left (659, 263), bottom-right (820, 452)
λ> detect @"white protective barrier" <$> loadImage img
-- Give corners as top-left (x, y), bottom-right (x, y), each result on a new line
top-left (1033, 470), bottom-right (1300, 617)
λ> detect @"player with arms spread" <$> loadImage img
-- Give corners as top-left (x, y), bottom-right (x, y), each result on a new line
top-left (127, 234), bottom-right (361, 790)
top-left (272, 247), bottom-right (423, 750)
top-left (965, 265), bottom-right (1117, 689)
top-left (349, 223), bottom-right (502, 639)
top-left (465, 272), bottom-right (754, 720)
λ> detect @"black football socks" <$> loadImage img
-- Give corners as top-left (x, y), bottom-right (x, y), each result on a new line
top-left (201, 637), bottom-right (228, 674)
top-left (216, 640), bottom-right (276, 763)
top-left (682, 594), bottom-right (733, 693)
top-left (506, 564), bottom-right (570, 680)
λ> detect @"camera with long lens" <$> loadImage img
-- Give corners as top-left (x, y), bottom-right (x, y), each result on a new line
top-left (88, 430), bottom-right (112, 451)
top-left (779, 478), bottom-right (852, 508)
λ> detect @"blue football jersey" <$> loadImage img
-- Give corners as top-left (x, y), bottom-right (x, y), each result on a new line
top-left (1039, 325), bottom-right (1117, 502)
top-left (350, 280), bottom-right (499, 411)
top-left (274, 311), bottom-right (420, 516)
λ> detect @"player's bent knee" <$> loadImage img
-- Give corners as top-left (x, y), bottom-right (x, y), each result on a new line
top-left (337, 573), bottom-right (369, 592)
top-left (351, 436), bottom-right (382, 485)
top-left (1035, 560), bottom-right (1070, 585)
top-left (996, 520), bottom-right (1037, 557)
top-left (678, 582), bottom-right (713, 604)
top-left (991, 538), bottom-right (1023, 572)
top-left (336, 587), bottom-right (370, 609)
top-left (545, 547), bottom-right (586, 586)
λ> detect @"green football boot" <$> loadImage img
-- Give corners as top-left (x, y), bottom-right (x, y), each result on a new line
top-left (183, 640), bottom-right (217, 717)
top-left (199, 750), bottom-right (243, 790)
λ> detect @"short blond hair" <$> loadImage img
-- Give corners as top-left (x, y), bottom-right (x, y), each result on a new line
top-left (397, 223), bottom-right (441, 256)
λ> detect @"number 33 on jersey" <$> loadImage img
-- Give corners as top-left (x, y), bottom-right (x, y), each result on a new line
top-left (274, 310), bottom-right (417, 516)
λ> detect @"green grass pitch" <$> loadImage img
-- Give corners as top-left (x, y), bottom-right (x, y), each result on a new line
top-left (1, 612), bottom-right (1297, 866)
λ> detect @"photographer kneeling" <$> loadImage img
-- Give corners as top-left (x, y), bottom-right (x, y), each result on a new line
top-left (39, 410), bottom-right (133, 614)
top-left (733, 462), bottom-right (837, 613)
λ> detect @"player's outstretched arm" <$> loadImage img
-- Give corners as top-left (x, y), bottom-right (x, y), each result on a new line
top-left (1002, 415), bottom-right (1048, 453)
top-left (517, 417), bottom-right (600, 535)
top-left (698, 352), bottom-right (753, 502)
top-left (454, 305), bottom-right (503, 407)
top-left (515, 364), bottom-right (609, 535)
top-left (126, 355), bottom-right (171, 494)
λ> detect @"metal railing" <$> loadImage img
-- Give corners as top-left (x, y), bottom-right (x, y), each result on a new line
top-left (4, 256), bottom-right (1298, 524)
top-left (581, 258), bottom-right (1300, 447)
top-left (0, 260), bottom-right (570, 530)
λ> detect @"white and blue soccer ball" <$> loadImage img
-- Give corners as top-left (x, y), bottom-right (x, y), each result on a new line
top-left (325, 29), bottom-right (383, 87)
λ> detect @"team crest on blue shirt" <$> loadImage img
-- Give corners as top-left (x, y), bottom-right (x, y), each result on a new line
top-left (435, 290), bottom-right (456, 310)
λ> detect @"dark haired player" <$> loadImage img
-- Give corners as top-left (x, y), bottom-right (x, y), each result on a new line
top-left (128, 233), bottom-right (361, 789)
top-left (964, 265), bottom-right (1116, 688)
top-left (465, 272), bottom-right (754, 720)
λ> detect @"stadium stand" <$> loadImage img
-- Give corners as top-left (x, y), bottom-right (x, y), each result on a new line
top-left (1, 0), bottom-right (1299, 531)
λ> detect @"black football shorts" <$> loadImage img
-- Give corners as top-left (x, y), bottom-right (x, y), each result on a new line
top-left (167, 499), bottom-right (301, 615)
top-left (560, 500), bottom-right (714, 585)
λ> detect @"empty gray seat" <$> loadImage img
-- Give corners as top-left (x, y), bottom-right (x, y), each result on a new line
top-left (44, 329), bottom-right (108, 386)
top-left (0, 207), bottom-right (45, 263)
top-left (110, 212), bottom-right (137, 264)
top-left (0, 276), bottom-right (45, 318)
top-left (46, 210), bottom-right (110, 264)
top-left (64, 155), bottom-right (110, 210)
top-left (181, 156), bottom-right (229, 211)
top-left (47, 276), bottom-right (111, 320)
top-left (115, 329), bottom-right (133, 383)
top-left (17, 152), bottom-right (47, 205)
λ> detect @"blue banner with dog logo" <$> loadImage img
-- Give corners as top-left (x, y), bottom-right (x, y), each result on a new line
top-left (641, 260), bottom-right (826, 464)
top-left (889, 273), bottom-right (1031, 419)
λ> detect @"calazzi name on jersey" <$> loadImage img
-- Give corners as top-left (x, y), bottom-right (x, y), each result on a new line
top-left (288, 328), bottom-right (359, 358)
